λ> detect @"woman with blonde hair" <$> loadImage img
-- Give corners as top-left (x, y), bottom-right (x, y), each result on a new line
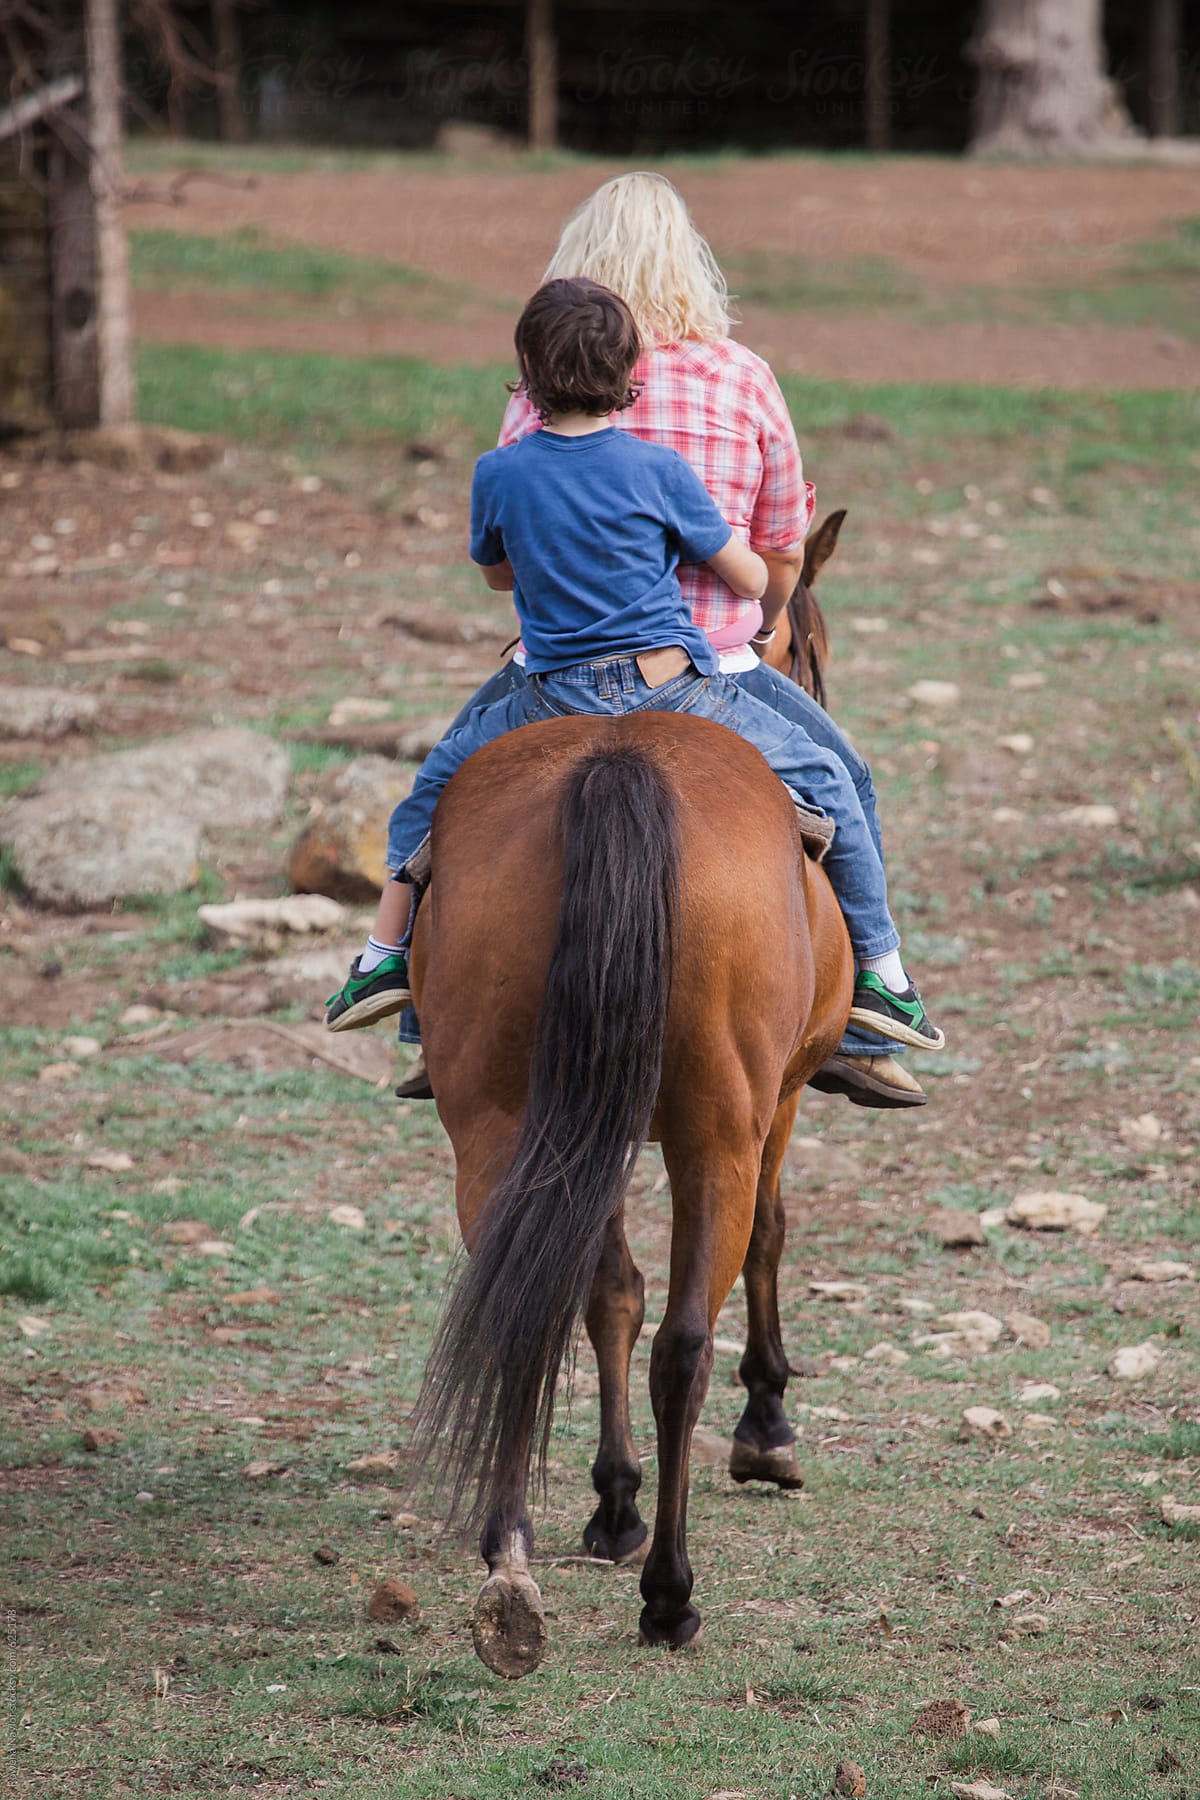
top-left (390, 175), bottom-right (929, 1109)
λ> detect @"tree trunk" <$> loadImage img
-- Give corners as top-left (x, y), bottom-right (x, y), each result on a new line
top-left (1145, 0), bottom-right (1179, 139)
top-left (212, 0), bottom-right (247, 142)
top-left (967, 0), bottom-right (1137, 156)
top-left (525, 0), bottom-right (557, 151)
top-left (86, 0), bottom-right (131, 423)
top-left (863, 0), bottom-right (891, 152)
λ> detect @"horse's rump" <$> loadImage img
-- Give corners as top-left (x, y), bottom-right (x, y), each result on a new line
top-left (412, 711), bottom-right (829, 1135)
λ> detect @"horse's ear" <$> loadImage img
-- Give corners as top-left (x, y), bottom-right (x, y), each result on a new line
top-left (801, 508), bottom-right (847, 589)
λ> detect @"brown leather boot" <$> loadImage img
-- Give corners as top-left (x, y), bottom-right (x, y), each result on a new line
top-left (807, 1053), bottom-right (927, 1109)
top-left (395, 1056), bottom-right (434, 1101)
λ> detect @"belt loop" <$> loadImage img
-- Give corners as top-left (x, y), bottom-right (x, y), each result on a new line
top-left (619, 658), bottom-right (636, 695)
top-left (597, 663), bottom-right (613, 702)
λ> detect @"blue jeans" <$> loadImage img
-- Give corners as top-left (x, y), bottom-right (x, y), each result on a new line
top-left (388, 650), bottom-right (899, 985)
top-left (396, 657), bottom-right (903, 1057)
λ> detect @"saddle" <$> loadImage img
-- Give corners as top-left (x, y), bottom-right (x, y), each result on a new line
top-left (790, 797), bottom-right (834, 862)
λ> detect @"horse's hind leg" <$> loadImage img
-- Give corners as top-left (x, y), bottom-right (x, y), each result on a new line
top-left (730, 1094), bottom-right (805, 1491)
top-left (474, 1511), bottom-right (548, 1680)
top-left (446, 1133), bottom-right (549, 1681)
top-left (583, 1207), bottom-right (648, 1562)
top-left (639, 1132), bottom-right (759, 1650)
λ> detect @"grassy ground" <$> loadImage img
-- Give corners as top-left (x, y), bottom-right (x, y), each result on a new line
top-left (4, 227), bottom-right (1200, 1796)
top-left (721, 217), bottom-right (1200, 342)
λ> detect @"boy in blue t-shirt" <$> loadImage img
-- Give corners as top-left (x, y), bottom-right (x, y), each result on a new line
top-left (326, 279), bottom-right (942, 1063)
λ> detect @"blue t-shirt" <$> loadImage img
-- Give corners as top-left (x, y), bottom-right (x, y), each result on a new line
top-left (469, 427), bottom-right (732, 675)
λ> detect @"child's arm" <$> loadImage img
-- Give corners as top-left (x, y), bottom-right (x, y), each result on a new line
top-left (706, 536), bottom-right (769, 602)
top-left (479, 557), bottom-right (515, 592)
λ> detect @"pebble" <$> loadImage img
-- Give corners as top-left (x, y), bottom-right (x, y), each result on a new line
top-left (366, 1578), bottom-right (420, 1623)
top-left (908, 679), bottom-right (960, 709)
top-left (1004, 1311), bottom-right (1051, 1349)
top-left (1006, 1190), bottom-right (1106, 1235)
top-left (809, 1280), bottom-right (868, 1302)
top-left (1110, 1342), bottom-right (1162, 1382)
top-left (926, 1207), bottom-right (986, 1248)
top-left (328, 1204), bottom-right (366, 1231)
top-left (960, 1406), bottom-right (1012, 1442)
top-left (39, 1062), bottom-right (81, 1083)
top-left (1057, 804), bottom-right (1119, 830)
top-left (937, 1310), bottom-right (1003, 1344)
top-left (346, 1450), bottom-right (401, 1480)
top-left (1131, 1261), bottom-right (1193, 1283)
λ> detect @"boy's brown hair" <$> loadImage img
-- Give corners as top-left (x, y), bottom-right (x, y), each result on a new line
top-left (512, 277), bottom-right (641, 422)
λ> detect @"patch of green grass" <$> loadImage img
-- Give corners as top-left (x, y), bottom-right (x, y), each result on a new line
top-left (135, 343), bottom-right (1200, 487)
top-left (136, 343), bottom-right (506, 455)
top-left (1127, 214), bottom-right (1200, 276)
top-left (724, 248), bottom-right (920, 313)
top-left (1033, 217), bottom-right (1200, 341)
top-left (1132, 1420), bottom-right (1200, 1461)
top-left (131, 225), bottom-right (446, 301)
top-left (0, 758), bottom-right (45, 799)
top-left (0, 1253), bottom-right (59, 1303)
top-left (0, 843), bottom-right (26, 895)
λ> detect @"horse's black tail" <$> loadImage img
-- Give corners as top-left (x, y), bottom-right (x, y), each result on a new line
top-left (413, 745), bottom-right (679, 1537)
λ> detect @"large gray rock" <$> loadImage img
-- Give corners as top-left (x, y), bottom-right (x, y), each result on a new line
top-left (0, 727), bottom-right (291, 909)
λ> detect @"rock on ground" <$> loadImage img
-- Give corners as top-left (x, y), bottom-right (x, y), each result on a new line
top-left (912, 1698), bottom-right (970, 1737)
top-left (366, 1577), bottom-right (420, 1622)
top-left (937, 1310), bottom-right (1003, 1345)
top-left (1160, 1495), bottom-right (1200, 1525)
top-left (1004, 1311), bottom-right (1052, 1349)
top-left (0, 727), bottom-right (290, 908)
top-left (960, 1406), bottom-right (1012, 1442)
top-left (1109, 1342), bottom-right (1163, 1381)
top-left (198, 895), bottom-right (347, 947)
top-left (1005, 1190), bottom-right (1107, 1234)
top-left (0, 684), bottom-right (98, 740)
top-left (289, 756), bottom-right (417, 901)
top-left (925, 1207), bottom-right (987, 1248)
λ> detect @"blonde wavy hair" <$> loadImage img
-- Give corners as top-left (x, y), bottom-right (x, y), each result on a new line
top-left (542, 171), bottom-right (734, 348)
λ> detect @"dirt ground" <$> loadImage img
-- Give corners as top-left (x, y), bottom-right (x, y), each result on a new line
top-left (125, 155), bottom-right (1200, 388)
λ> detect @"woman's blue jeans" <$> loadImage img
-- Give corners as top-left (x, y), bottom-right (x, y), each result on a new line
top-left (391, 654), bottom-right (903, 1056)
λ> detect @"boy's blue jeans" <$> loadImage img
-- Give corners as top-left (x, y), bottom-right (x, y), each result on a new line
top-left (390, 653), bottom-right (902, 1052)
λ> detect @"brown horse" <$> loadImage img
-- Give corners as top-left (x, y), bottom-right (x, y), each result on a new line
top-left (759, 508), bottom-right (844, 706)
top-left (408, 702), bottom-right (853, 1677)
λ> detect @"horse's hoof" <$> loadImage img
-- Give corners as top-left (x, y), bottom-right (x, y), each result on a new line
top-left (471, 1570), bottom-right (547, 1679)
top-left (583, 1515), bottom-right (649, 1564)
top-left (729, 1438), bottom-right (805, 1490)
top-left (637, 1604), bottom-right (703, 1650)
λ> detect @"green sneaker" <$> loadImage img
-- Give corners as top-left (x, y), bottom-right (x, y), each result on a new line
top-left (325, 952), bottom-right (411, 1033)
top-left (847, 971), bottom-right (945, 1052)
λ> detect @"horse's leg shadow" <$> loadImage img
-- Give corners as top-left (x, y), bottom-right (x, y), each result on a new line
top-left (730, 1094), bottom-right (805, 1491)
top-left (582, 1206), bottom-right (648, 1562)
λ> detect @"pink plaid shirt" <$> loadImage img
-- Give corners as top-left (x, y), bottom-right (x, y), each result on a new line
top-left (499, 336), bottom-right (814, 633)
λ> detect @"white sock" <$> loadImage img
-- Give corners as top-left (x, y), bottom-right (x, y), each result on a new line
top-left (358, 935), bottom-right (403, 974)
top-left (859, 948), bottom-right (908, 994)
